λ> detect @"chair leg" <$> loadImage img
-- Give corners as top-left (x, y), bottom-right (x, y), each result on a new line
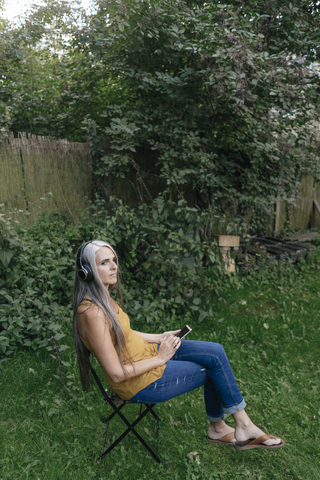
top-left (90, 366), bottom-right (165, 466)
top-left (100, 403), bottom-right (127, 455)
top-left (100, 403), bottom-right (162, 465)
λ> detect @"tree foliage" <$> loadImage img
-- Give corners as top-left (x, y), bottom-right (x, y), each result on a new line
top-left (1, 0), bottom-right (320, 226)
top-left (74, 0), bottom-right (320, 223)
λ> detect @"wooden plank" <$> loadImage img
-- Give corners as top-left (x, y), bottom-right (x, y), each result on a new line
top-left (283, 232), bottom-right (320, 242)
top-left (274, 197), bottom-right (280, 233)
top-left (313, 195), bottom-right (320, 215)
top-left (312, 189), bottom-right (319, 228)
top-left (212, 235), bottom-right (240, 247)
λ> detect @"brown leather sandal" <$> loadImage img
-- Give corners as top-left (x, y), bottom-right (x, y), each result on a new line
top-left (207, 432), bottom-right (235, 445)
top-left (234, 434), bottom-right (285, 450)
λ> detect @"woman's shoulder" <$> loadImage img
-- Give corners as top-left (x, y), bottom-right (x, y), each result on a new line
top-left (77, 298), bottom-right (98, 315)
top-left (77, 299), bottom-right (107, 324)
top-left (77, 298), bottom-right (120, 318)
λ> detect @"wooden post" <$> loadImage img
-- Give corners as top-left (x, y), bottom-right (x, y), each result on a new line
top-left (312, 189), bottom-right (320, 228)
top-left (274, 196), bottom-right (280, 233)
top-left (213, 235), bottom-right (240, 273)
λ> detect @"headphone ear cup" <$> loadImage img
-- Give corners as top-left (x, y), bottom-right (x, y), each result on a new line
top-left (76, 241), bottom-right (93, 282)
top-left (78, 263), bottom-right (93, 282)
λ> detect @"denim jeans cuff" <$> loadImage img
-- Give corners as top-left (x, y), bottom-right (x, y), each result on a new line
top-left (206, 399), bottom-right (246, 422)
top-left (223, 398), bottom-right (247, 415)
top-left (206, 413), bottom-right (228, 422)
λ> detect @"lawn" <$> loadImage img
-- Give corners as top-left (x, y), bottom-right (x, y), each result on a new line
top-left (1, 257), bottom-right (320, 480)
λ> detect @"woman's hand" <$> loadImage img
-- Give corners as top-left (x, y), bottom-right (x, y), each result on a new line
top-left (157, 335), bottom-right (181, 363)
top-left (159, 330), bottom-right (181, 344)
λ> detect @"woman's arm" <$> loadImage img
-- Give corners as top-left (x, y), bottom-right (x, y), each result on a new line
top-left (79, 307), bottom-right (180, 384)
top-left (133, 330), bottom-right (181, 344)
top-left (133, 331), bottom-right (161, 344)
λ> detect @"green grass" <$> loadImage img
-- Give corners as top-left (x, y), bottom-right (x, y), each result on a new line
top-left (1, 258), bottom-right (320, 480)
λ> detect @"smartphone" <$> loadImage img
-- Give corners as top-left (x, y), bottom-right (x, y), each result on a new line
top-left (176, 325), bottom-right (192, 339)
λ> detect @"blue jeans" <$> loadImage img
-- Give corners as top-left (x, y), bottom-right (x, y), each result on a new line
top-left (130, 340), bottom-right (246, 422)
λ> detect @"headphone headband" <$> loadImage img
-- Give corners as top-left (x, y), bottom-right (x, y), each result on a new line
top-left (76, 241), bottom-right (93, 281)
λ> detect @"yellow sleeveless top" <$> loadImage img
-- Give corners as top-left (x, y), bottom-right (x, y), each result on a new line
top-left (77, 301), bottom-right (166, 400)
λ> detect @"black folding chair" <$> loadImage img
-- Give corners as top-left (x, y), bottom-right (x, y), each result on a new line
top-left (90, 364), bottom-right (164, 466)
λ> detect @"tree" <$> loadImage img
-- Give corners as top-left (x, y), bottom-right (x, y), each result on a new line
top-left (2, 0), bottom-right (320, 232)
top-left (226, 0), bottom-right (320, 60)
top-left (67, 0), bottom-right (320, 230)
top-left (0, 0), bottom-right (85, 139)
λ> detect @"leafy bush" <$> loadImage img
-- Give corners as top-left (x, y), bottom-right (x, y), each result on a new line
top-left (80, 0), bottom-right (320, 230)
top-left (85, 196), bottom-right (231, 329)
top-left (0, 209), bottom-right (86, 359)
top-left (0, 197), bottom-right (230, 358)
top-left (1, 197), bottom-right (317, 366)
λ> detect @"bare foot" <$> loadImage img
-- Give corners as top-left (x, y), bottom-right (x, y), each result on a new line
top-left (208, 420), bottom-right (235, 443)
top-left (234, 420), bottom-right (281, 446)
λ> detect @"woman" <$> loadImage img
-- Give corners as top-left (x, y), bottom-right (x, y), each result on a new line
top-left (73, 240), bottom-right (284, 450)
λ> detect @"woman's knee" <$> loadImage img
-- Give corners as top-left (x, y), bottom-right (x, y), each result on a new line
top-left (210, 342), bottom-right (225, 354)
top-left (175, 340), bottom-right (228, 364)
top-left (209, 342), bottom-right (229, 361)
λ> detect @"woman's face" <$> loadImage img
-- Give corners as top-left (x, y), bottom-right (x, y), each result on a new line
top-left (95, 246), bottom-right (118, 289)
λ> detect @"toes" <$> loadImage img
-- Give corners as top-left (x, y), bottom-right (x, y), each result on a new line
top-left (263, 436), bottom-right (281, 446)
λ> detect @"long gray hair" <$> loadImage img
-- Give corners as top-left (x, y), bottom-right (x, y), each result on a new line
top-left (73, 240), bottom-right (128, 391)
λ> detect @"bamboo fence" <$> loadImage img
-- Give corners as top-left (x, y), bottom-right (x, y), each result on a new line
top-left (0, 132), bottom-right (92, 222)
top-left (0, 132), bottom-right (319, 231)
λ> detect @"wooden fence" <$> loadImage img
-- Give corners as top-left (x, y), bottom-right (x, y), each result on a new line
top-left (275, 175), bottom-right (320, 232)
top-left (1, 132), bottom-right (320, 231)
top-left (0, 132), bottom-right (92, 222)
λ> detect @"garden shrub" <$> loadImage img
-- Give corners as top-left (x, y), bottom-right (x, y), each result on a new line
top-left (82, 196), bottom-right (230, 329)
top-left (1, 197), bottom-right (316, 368)
top-left (0, 196), bottom-right (230, 358)
top-left (0, 210), bottom-right (86, 359)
